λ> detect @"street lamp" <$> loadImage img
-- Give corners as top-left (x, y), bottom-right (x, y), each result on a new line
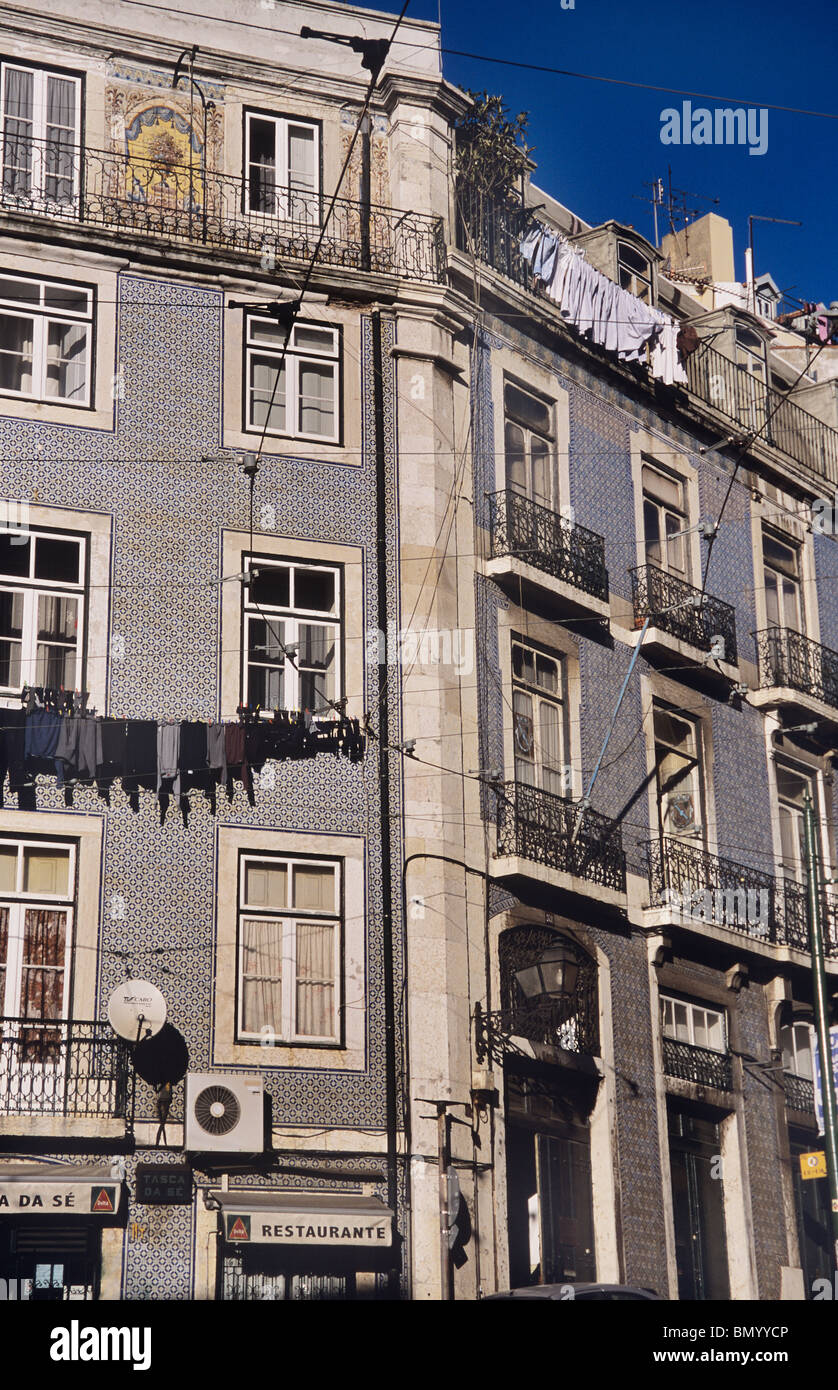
top-left (514, 940), bottom-right (579, 1002)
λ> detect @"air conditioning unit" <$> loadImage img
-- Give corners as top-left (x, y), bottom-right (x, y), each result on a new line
top-left (185, 1073), bottom-right (264, 1153)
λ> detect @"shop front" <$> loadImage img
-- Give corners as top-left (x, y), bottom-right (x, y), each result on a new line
top-left (0, 1163), bottom-right (125, 1300)
top-left (209, 1189), bottom-right (395, 1301)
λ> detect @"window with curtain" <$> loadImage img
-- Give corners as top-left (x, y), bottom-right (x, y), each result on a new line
top-left (775, 759), bottom-right (817, 884)
top-left (245, 315), bottom-right (339, 443)
top-left (503, 379), bottom-right (557, 512)
top-left (0, 840), bottom-right (74, 1062)
top-left (0, 64), bottom-right (81, 208)
top-left (242, 557), bottom-right (340, 715)
top-left (763, 528), bottom-right (803, 633)
top-left (237, 854), bottom-right (340, 1043)
top-left (511, 639), bottom-right (567, 797)
top-left (0, 274), bottom-right (93, 405)
top-left (642, 460), bottom-right (689, 576)
top-left (0, 529), bottom-right (85, 696)
top-left (245, 111), bottom-right (319, 222)
top-left (653, 703), bottom-right (704, 843)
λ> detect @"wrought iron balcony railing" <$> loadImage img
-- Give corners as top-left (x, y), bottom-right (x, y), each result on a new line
top-left (630, 563), bottom-right (738, 664)
top-left (754, 626), bottom-right (838, 711)
top-left (455, 186), bottom-right (529, 288)
top-left (488, 489), bottom-right (609, 602)
top-left (474, 996), bottom-right (599, 1067)
top-left (647, 836), bottom-right (838, 956)
top-left (685, 341), bottom-right (838, 487)
top-left (662, 1036), bottom-right (734, 1090)
top-left (0, 135), bottom-right (446, 283)
top-left (496, 780), bottom-right (626, 892)
top-left (0, 1018), bottom-right (133, 1121)
top-left (783, 1071), bottom-right (815, 1112)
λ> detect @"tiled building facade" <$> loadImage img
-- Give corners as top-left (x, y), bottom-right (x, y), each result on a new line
top-left (0, 0), bottom-right (835, 1302)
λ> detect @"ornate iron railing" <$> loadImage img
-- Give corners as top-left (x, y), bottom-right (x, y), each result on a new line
top-left (0, 135), bottom-right (446, 283)
top-left (455, 186), bottom-right (529, 288)
top-left (754, 626), bottom-right (838, 711)
top-left (647, 837), bottom-right (838, 955)
top-left (783, 1071), bottom-right (815, 1112)
top-left (662, 1036), bottom-right (734, 1090)
top-left (685, 341), bottom-right (838, 487)
top-left (630, 563), bottom-right (738, 664)
top-left (0, 1018), bottom-right (133, 1120)
top-left (488, 489), bottom-right (609, 602)
top-left (496, 780), bottom-right (626, 892)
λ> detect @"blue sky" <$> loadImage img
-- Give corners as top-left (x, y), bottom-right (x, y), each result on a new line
top-left (377, 0), bottom-right (837, 303)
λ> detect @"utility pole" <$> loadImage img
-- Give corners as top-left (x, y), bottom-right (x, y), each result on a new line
top-left (803, 793), bottom-right (838, 1270)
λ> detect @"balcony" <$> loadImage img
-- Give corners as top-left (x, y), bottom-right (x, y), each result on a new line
top-left (0, 1019), bottom-right (133, 1129)
top-left (783, 1072), bottom-right (815, 1113)
top-left (685, 341), bottom-right (838, 488)
top-left (486, 489), bottom-right (610, 623)
top-left (455, 194), bottom-right (838, 489)
top-left (0, 137), bottom-right (446, 284)
top-left (630, 563), bottom-right (738, 682)
top-left (663, 1036), bottom-right (733, 1091)
top-left (752, 627), bottom-right (838, 738)
top-left (646, 836), bottom-right (838, 957)
top-left (494, 780), bottom-right (626, 903)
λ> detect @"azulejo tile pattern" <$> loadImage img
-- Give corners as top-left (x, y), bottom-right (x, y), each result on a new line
top-left (0, 275), bottom-right (407, 1293)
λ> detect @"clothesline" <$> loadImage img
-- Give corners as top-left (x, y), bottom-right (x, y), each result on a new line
top-left (518, 220), bottom-right (689, 387)
top-left (0, 691), bottom-right (364, 824)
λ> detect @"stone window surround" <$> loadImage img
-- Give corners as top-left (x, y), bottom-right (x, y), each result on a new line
top-left (213, 824), bottom-right (366, 1072)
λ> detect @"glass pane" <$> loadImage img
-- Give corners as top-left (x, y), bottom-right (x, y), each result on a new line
top-left (539, 700), bottom-right (563, 795)
top-left (249, 357), bottom-right (285, 432)
top-left (288, 126), bottom-right (316, 191)
top-left (0, 845), bottom-right (17, 892)
top-left (241, 917), bottom-right (282, 1035)
top-left (45, 320), bottom-right (88, 401)
top-left (43, 284), bottom-right (87, 316)
top-left (664, 510), bottom-right (685, 574)
top-left (655, 708), bottom-right (694, 753)
top-left (247, 118), bottom-right (276, 213)
top-left (662, 998), bottom-right (674, 1032)
top-left (292, 326), bottom-right (334, 354)
top-left (763, 532), bottom-right (798, 577)
top-left (643, 498), bottom-right (662, 565)
top-left (764, 570), bottom-right (780, 627)
top-left (504, 382), bottom-right (551, 436)
top-left (0, 533), bottom-right (30, 577)
top-left (249, 565), bottom-right (289, 610)
top-left (776, 764), bottom-right (809, 806)
top-left (298, 623), bottom-right (335, 709)
top-left (505, 421), bottom-right (527, 494)
top-left (34, 536), bottom-right (81, 584)
top-left (23, 848), bottom-right (71, 895)
top-left (705, 1013), bottom-right (723, 1052)
top-left (292, 864), bottom-right (335, 911)
top-left (298, 362), bottom-right (335, 436)
top-left (535, 653), bottom-right (559, 694)
top-left (782, 577), bottom-right (800, 631)
top-left (247, 659), bottom-right (284, 710)
top-left (35, 641), bottom-right (76, 688)
top-left (673, 1002), bottom-right (690, 1043)
top-left (513, 690), bottom-right (534, 765)
top-left (0, 312), bottom-right (33, 392)
top-left (295, 921), bottom-right (334, 1038)
top-left (693, 1010), bottom-right (709, 1048)
top-left (642, 464), bottom-right (682, 510)
top-left (247, 616), bottom-right (284, 662)
top-left (530, 435), bottom-right (552, 509)
top-left (0, 276), bottom-right (38, 305)
top-left (512, 643), bottom-right (534, 686)
top-left (294, 567), bottom-right (335, 614)
top-left (37, 593), bottom-right (77, 640)
top-left (244, 862), bottom-right (287, 909)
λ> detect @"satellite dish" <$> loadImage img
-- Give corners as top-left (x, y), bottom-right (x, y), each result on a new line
top-left (133, 1023), bottom-right (189, 1086)
top-left (107, 980), bottom-right (167, 1041)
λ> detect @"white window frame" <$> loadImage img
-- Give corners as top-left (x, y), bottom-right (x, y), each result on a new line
top-left (653, 702), bottom-right (705, 843)
top-left (236, 852), bottom-right (341, 1044)
top-left (661, 994), bottom-right (726, 1053)
top-left (244, 111), bottom-right (320, 221)
top-left (503, 379), bottom-right (558, 511)
top-left (762, 527), bottom-right (803, 634)
top-left (780, 1021), bottom-right (813, 1079)
top-left (511, 638), bottom-right (567, 797)
top-left (0, 527), bottom-right (86, 695)
top-left (0, 837), bottom-right (76, 1022)
top-left (618, 240), bottom-right (653, 304)
top-left (242, 555), bottom-right (341, 715)
top-left (642, 459), bottom-right (690, 577)
top-left (0, 63), bottom-right (81, 209)
top-left (245, 315), bottom-right (340, 444)
top-left (0, 273), bottom-right (93, 406)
